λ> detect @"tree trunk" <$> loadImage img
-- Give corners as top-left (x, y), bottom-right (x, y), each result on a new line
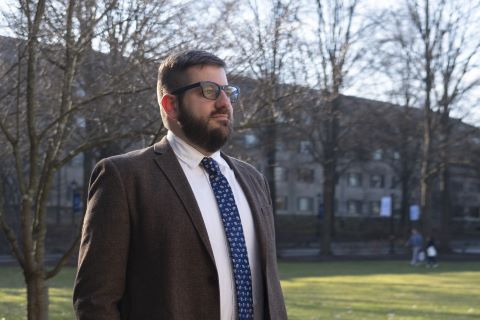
top-left (400, 175), bottom-right (410, 237)
top-left (419, 73), bottom-right (433, 235)
top-left (420, 145), bottom-right (432, 235)
top-left (438, 110), bottom-right (452, 252)
top-left (83, 149), bottom-right (94, 210)
top-left (265, 122), bottom-right (278, 244)
top-left (26, 270), bottom-right (49, 320)
top-left (321, 162), bottom-right (335, 256)
top-left (438, 163), bottom-right (451, 252)
top-left (320, 98), bottom-right (338, 256)
top-left (420, 0), bottom-right (434, 236)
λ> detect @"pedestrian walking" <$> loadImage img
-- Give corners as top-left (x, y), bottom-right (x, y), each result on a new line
top-left (425, 236), bottom-right (438, 268)
top-left (406, 228), bottom-right (424, 266)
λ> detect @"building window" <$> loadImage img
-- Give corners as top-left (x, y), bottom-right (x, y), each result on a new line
top-left (297, 197), bottom-right (313, 212)
top-left (370, 200), bottom-right (380, 216)
top-left (370, 174), bottom-right (385, 188)
top-left (451, 181), bottom-right (463, 192)
top-left (70, 153), bottom-right (84, 167)
top-left (467, 207), bottom-right (480, 219)
top-left (75, 116), bottom-right (86, 128)
top-left (244, 133), bottom-right (257, 148)
top-left (468, 182), bottom-right (480, 193)
top-left (453, 206), bottom-right (464, 217)
top-left (276, 196), bottom-right (288, 211)
top-left (390, 176), bottom-right (398, 189)
top-left (347, 173), bottom-right (362, 187)
top-left (275, 141), bottom-right (286, 152)
top-left (393, 151), bottom-right (400, 160)
top-left (274, 167), bottom-right (288, 182)
top-left (299, 141), bottom-right (311, 154)
top-left (347, 200), bottom-right (363, 215)
top-left (372, 149), bottom-right (383, 160)
top-left (297, 168), bottom-right (315, 183)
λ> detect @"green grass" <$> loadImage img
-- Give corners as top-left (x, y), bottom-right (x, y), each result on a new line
top-left (0, 261), bottom-right (479, 319)
top-left (0, 267), bottom-right (75, 320)
top-left (281, 261), bottom-right (480, 320)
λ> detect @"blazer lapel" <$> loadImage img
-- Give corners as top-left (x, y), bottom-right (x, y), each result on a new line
top-left (153, 138), bottom-right (215, 264)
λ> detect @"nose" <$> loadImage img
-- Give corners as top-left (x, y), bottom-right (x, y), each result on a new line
top-left (215, 89), bottom-right (232, 110)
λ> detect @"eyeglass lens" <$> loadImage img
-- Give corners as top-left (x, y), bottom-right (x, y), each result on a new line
top-left (201, 82), bottom-right (239, 102)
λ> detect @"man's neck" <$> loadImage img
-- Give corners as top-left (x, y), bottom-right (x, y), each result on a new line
top-left (169, 129), bottom-right (214, 157)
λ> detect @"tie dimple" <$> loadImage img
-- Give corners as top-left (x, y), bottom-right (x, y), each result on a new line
top-left (201, 157), bottom-right (254, 319)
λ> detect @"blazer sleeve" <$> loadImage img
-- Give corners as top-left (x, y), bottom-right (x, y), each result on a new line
top-left (73, 158), bottom-right (130, 320)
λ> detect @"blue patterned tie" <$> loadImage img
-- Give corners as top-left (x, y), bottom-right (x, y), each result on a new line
top-left (201, 157), bottom-right (254, 319)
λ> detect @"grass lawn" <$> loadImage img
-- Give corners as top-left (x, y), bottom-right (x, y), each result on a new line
top-left (281, 261), bottom-right (480, 320)
top-left (0, 261), bottom-right (479, 319)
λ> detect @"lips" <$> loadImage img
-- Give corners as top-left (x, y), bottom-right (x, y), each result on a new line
top-left (210, 112), bottom-right (230, 121)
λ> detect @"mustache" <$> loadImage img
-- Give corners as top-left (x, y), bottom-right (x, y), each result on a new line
top-left (210, 110), bottom-right (230, 117)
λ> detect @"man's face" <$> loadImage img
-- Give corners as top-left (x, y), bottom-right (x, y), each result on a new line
top-left (176, 65), bottom-right (233, 153)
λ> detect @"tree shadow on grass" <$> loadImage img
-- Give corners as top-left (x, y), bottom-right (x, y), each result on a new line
top-left (279, 260), bottom-right (480, 279)
top-left (0, 266), bottom-right (76, 289)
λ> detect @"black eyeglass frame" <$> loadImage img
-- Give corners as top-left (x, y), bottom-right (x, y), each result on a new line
top-left (171, 81), bottom-right (240, 103)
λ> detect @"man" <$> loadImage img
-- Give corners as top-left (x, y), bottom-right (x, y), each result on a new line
top-left (406, 228), bottom-right (424, 266)
top-left (73, 50), bottom-right (287, 320)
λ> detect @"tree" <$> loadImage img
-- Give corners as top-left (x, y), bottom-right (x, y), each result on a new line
top-left (431, 0), bottom-right (480, 250)
top-left (378, 0), bottom-right (480, 241)
top-left (372, 103), bottom-right (422, 237)
top-left (370, 7), bottom-right (425, 237)
top-left (0, 0), bottom-right (192, 318)
top-left (293, 0), bottom-right (368, 255)
top-left (221, 0), bottom-right (302, 242)
top-left (369, 0), bottom-right (480, 248)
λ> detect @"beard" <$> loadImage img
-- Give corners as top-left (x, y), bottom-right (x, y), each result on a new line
top-left (177, 99), bottom-right (233, 153)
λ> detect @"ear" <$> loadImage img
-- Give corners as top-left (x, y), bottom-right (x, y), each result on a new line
top-left (161, 94), bottom-right (178, 120)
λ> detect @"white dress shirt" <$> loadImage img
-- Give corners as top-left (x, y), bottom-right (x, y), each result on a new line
top-left (167, 131), bottom-right (264, 320)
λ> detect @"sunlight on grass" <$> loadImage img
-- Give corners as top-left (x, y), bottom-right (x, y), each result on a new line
top-left (0, 261), bottom-right (479, 319)
top-left (280, 261), bottom-right (480, 320)
top-left (0, 268), bottom-right (75, 320)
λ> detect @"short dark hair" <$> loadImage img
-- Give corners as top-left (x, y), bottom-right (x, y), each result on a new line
top-left (157, 50), bottom-right (226, 96)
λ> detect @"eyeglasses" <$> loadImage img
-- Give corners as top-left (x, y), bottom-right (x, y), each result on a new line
top-left (171, 81), bottom-right (240, 103)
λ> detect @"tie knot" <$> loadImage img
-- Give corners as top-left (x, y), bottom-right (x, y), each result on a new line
top-left (201, 157), bottom-right (221, 176)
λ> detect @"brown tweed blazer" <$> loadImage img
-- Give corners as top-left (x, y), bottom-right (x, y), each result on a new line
top-left (73, 137), bottom-right (287, 320)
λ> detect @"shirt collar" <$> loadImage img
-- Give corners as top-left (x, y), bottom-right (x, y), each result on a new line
top-left (167, 131), bottom-right (226, 170)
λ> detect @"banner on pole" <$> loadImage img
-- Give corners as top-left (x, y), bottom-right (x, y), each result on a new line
top-left (380, 196), bottom-right (392, 217)
top-left (409, 205), bottom-right (420, 221)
